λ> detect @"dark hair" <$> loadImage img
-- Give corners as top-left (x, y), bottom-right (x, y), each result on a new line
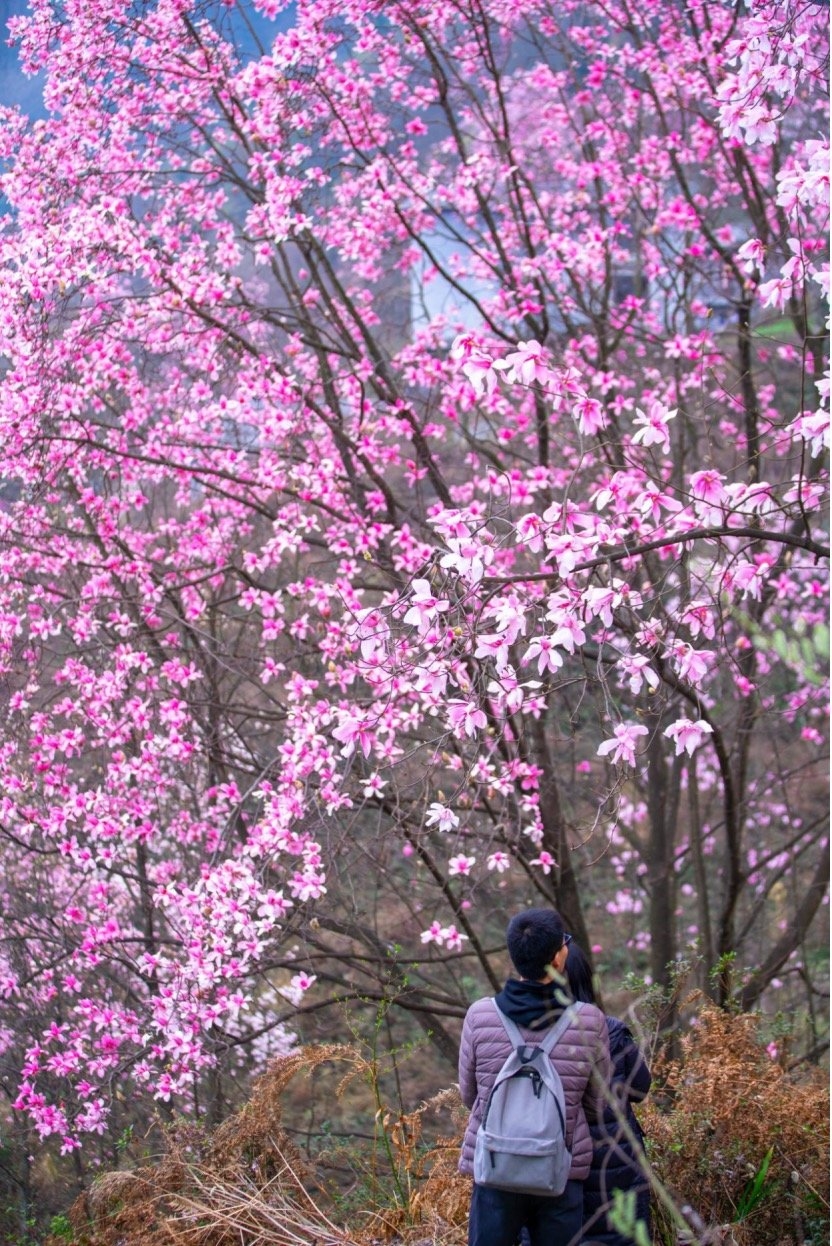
top-left (506, 908), bottom-right (565, 979)
top-left (564, 940), bottom-right (597, 1006)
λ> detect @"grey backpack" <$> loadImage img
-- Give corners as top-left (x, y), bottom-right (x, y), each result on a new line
top-left (473, 998), bottom-right (584, 1197)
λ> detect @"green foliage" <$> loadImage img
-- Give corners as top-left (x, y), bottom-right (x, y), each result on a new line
top-left (734, 1146), bottom-right (773, 1221)
top-left (622, 955), bottom-right (695, 1032)
top-left (607, 1188), bottom-right (651, 1246)
top-left (734, 610), bottom-right (829, 687)
top-left (48, 1214), bottom-right (76, 1242)
top-left (708, 950), bottom-right (738, 1002)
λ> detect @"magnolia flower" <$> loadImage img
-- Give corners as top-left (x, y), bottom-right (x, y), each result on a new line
top-left (402, 579), bottom-right (449, 631)
top-left (361, 773), bottom-right (387, 798)
top-left (550, 616), bottom-right (586, 654)
top-left (493, 339), bottom-right (546, 385)
top-left (420, 922), bottom-right (468, 952)
top-left (461, 350), bottom-right (500, 397)
top-left (523, 635), bottom-right (565, 675)
top-left (448, 853), bottom-right (476, 876)
top-left (790, 408), bottom-right (830, 458)
top-left (663, 718), bottom-right (714, 756)
top-left (475, 632), bottom-right (511, 672)
top-left (667, 641), bottom-right (713, 685)
top-left (516, 512), bottom-right (545, 551)
top-left (728, 558), bottom-right (774, 601)
top-left (597, 722), bottom-right (649, 767)
top-left (447, 699), bottom-right (488, 738)
top-left (332, 711), bottom-right (374, 759)
top-left (277, 971), bottom-right (317, 1007)
top-left (584, 584), bottom-right (622, 628)
top-left (573, 395), bottom-right (609, 436)
top-left (420, 920), bottom-right (444, 945)
top-left (487, 852), bottom-right (511, 873)
top-left (690, 469), bottom-right (725, 504)
top-left (449, 332), bottom-right (476, 362)
top-left (443, 924), bottom-right (468, 952)
top-left (440, 537), bottom-right (493, 584)
top-left (530, 850), bottom-right (556, 874)
top-left (736, 237), bottom-right (766, 275)
top-left (618, 654), bottom-right (660, 696)
top-left (631, 402), bottom-right (677, 451)
top-left (424, 802), bottom-right (459, 833)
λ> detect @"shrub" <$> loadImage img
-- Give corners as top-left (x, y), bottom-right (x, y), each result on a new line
top-left (46, 1007), bottom-right (827, 1246)
top-left (641, 1005), bottom-right (829, 1246)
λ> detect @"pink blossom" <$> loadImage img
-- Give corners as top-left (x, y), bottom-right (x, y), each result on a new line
top-left (362, 773), bottom-right (387, 798)
top-left (424, 803), bottom-right (460, 833)
top-left (736, 237), bottom-right (766, 275)
top-left (292, 971), bottom-right (316, 993)
top-left (523, 635), bottom-right (565, 674)
top-left (790, 407), bottom-right (830, 458)
top-left (573, 395), bottom-right (609, 436)
top-left (475, 633), bottom-right (511, 672)
top-left (0, 0), bottom-right (826, 1164)
top-left (618, 655), bottom-right (660, 696)
top-left (494, 339), bottom-right (546, 385)
top-left (530, 850), bottom-right (556, 874)
top-left (420, 921), bottom-right (444, 945)
top-left (728, 558), bottom-right (773, 601)
top-left (460, 350), bottom-right (500, 397)
top-left (439, 537), bottom-right (493, 584)
top-left (663, 718), bottom-right (714, 757)
top-left (666, 641), bottom-right (713, 686)
top-left (446, 699), bottom-right (488, 738)
top-left (443, 925), bottom-right (468, 953)
top-left (332, 710), bottom-right (375, 759)
top-left (487, 852), bottom-right (511, 873)
top-left (419, 922), bottom-right (468, 952)
top-left (690, 469), bottom-right (726, 505)
top-left (597, 723), bottom-right (649, 768)
top-left (631, 402), bottom-right (676, 451)
top-left (402, 579), bottom-right (449, 631)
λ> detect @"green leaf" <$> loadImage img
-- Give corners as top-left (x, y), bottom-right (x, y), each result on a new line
top-left (735, 1145), bottom-right (774, 1221)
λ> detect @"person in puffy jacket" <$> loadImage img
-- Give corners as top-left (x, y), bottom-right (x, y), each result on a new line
top-left (458, 908), bottom-right (611, 1246)
top-left (565, 941), bottom-right (652, 1246)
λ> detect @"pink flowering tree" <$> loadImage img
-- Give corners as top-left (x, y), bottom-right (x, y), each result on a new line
top-left (0, 0), bottom-right (827, 1207)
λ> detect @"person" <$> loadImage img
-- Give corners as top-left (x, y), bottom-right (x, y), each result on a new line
top-left (565, 940), bottom-right (652, 1246)
top-left (458, 908), bottom-right (612, 1246)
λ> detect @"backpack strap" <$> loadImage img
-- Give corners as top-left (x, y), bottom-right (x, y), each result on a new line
top-left (538, 1000), bottom-right (584, 1055)
top-left (491, 997), bottom-right (584, 1054)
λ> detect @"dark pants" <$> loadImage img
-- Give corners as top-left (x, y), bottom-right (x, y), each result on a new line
top-left (468, 1180), bottom-right (583, 1246)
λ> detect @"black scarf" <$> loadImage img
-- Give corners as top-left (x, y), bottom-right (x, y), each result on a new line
top-left (493, 976), bottom-right (571, 1030)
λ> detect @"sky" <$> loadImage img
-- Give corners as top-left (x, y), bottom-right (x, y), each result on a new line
top-left (0, 1), bottom-right (291, 118)
top-left (0, 0), bottom-right (43, 116)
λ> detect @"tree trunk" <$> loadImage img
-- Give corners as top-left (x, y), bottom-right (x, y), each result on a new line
top-left (646, 722), bottom-right (681, 994)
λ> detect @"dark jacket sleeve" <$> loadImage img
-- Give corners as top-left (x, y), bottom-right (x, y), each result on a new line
top-left (614, 1023), bottom-right (652, 1103)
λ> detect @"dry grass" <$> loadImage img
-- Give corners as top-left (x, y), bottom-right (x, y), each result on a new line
top-left (55, 1045), bottom-right (468, 1246)
top-left (642, 1005), bottom-right (829, 1246)
top-left (50, 1008), bottom-right (828, 1246)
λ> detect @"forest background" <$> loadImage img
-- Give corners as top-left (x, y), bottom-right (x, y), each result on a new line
top-left (0, 0), bottom-right (828, 1240)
